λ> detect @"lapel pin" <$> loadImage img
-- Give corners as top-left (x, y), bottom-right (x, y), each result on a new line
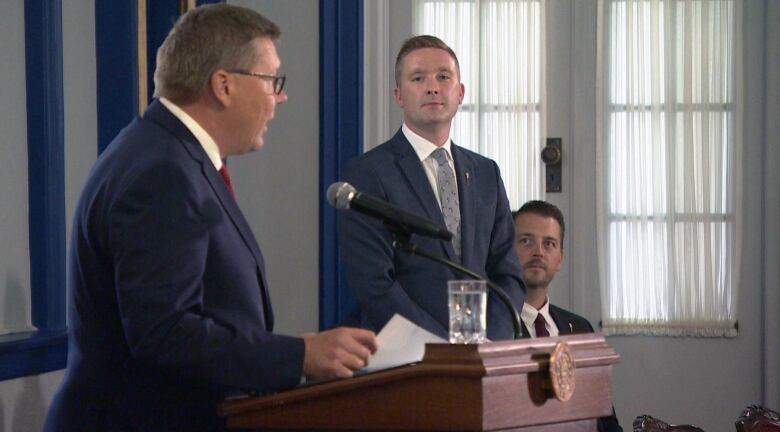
top-left (569, 323), bottom-right (573, 333)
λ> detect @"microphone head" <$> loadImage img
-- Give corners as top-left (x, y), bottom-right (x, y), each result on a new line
top-left (326, 182), bottom-right (356, 210)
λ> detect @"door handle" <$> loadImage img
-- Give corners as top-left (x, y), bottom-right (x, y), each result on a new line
top-left (542, 138), bottom-right (562, 192)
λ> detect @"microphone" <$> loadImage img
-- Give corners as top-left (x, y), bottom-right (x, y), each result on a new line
top-left (327, 182), bottom-right (453, 241)
top-left (329, 181), bottom-right (523, 339)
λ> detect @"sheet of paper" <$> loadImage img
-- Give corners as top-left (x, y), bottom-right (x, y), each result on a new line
top-left (363, 314), bottom-right (447, 372)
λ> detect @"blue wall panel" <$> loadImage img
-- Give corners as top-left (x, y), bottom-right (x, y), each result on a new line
top-left (319, 0), bottom-right (364, 330)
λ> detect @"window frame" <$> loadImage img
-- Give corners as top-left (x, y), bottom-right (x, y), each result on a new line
top-left (0, 0), bottom-right (68, 382)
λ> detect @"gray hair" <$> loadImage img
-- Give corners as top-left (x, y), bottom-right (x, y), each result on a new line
top-left (153, 4), bottom-right (280, 104)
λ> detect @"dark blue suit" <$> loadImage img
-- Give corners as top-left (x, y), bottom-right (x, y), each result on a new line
top-left (519, 304), bottom-right (595, 339)
top-left (521, 304), bottom-right (623, 432)
top-left (45, 100), bottom-right (304, 431)
top-left (338, 129), bottom-right (525, 341)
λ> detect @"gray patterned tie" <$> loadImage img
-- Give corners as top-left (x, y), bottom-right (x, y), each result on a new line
top-left (431, 148), bottom-right (461, 258)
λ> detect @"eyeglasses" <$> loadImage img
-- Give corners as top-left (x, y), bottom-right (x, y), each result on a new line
top-left (228, 70), bottom-right (286, 95)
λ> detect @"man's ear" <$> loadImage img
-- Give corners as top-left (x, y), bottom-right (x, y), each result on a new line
top-left (393, 87), bottom-right (404, 109)
top-left (457, 82), bottom-right (465, 105)
top-left (210, 69), bottom-right (233, 107)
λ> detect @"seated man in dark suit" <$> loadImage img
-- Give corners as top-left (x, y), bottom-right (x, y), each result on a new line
top-left (45, 5), bottom-right (376, 431)
top-left (513, 200), bottom-right (623, 432)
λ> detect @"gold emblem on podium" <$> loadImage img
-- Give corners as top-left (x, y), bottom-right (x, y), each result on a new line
top-left (549, 341), bottom-right (576, 401)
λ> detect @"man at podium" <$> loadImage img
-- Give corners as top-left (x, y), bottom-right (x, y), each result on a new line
top-left (44, 5), bottom-right (376, 431)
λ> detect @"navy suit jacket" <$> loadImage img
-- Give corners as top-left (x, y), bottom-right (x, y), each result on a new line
top-left (45, 100), bottom-right (304, 431)
top-left (338, 129), bottom-right (525, 341)
top-left (519, 303), bottom-right (594, 338)
top-left (521, 304), bottom-right (623, 432)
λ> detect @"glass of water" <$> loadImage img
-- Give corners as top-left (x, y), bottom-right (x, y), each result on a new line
top-left (448, 280), bottom-right (487, 344)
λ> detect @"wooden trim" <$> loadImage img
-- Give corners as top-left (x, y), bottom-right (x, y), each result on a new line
top-left (137, 0), bottom-right (148, 114)
top-left (221, 334), bottom-right (620, 431)
top-left (180, 0), bottom-right (196, 14)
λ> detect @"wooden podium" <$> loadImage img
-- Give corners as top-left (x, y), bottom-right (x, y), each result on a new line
top-left (220, 333), bottom-right (620, 431)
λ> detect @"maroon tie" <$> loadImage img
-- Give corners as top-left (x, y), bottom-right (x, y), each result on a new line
top-left (219, 165), bottom-right (235, 199)
top-left (534, 314), bottom-right (549, 337)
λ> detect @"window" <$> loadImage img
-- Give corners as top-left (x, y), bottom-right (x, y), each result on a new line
top-left (0, 1), bottom-right (67, 381)
top-left (413, 0), bottom-right (546, 209)
top-left (597, 0), bottom-right (741, 336)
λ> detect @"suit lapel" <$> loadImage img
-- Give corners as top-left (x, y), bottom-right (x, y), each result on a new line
top-left (549, 305), bottom-right (572, 335)
top-left (211, 174), bottom-right (275, 328)
top-left (391, 131), bottom-right (457, 260)
top-left (520, 322), bottom-right (531, 339)
top-left (451, 144), bottom-right (474, 265)
top-left (144, 100), bottom-right (274, 328)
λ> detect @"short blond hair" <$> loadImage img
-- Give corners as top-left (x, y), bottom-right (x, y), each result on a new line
top-left (394, 35), bottom-right (460, 86)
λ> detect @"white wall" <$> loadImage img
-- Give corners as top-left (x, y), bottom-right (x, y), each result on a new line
top-left (0, 1), bottom-right (35, 430)
top-left (0, 372), bottom-right (63, 432)
top-left (63, 0), bottom-right (98, 243)
top-left (228, 0), bottom-right (321, 337)
top-left (0, 0), bottom-right (32, 338)
top-left (763, 0), bottom-right (780, 412)
top-left (362, 0), bottom-right (413, 151)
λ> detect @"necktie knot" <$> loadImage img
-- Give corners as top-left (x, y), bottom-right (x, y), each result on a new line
top-left (534, 314), bottom-right (550, 337)
top-left (431, 148), bottom-right (449, 166)
top-left (219, 165), bottom-right (236, 199)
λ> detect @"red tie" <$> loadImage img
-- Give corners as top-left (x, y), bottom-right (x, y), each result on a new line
top-left (534, 314), bottom-right (549, 337)
top-left (219, 165), bottom-right (235, 199)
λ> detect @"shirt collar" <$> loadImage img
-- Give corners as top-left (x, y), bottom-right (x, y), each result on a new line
top-left (159, 97), bottom-right (223, 171)
top-left (401, 123), bottom-right (453, 163)
top-left (521, 298), bottom-right (554, 330)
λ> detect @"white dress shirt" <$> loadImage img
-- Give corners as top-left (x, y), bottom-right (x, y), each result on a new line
top-left (159, 97), bottom-right (223, 172)
top-left (520, 298), bottom-right (560, 337)
top-left (401, 123), bottom-right (458, 207)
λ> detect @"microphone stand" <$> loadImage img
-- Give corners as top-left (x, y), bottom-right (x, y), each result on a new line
top-left (384, 221), bottom-right (523, 340)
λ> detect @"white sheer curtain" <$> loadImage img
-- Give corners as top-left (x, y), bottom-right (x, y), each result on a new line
top-left (413, 0), bottom-right (546, 209)
top-left (596, 0), bottom-right (742, 336)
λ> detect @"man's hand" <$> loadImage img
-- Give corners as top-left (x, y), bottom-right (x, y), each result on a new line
top-left (302, 328), bottom-right (378, 379)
